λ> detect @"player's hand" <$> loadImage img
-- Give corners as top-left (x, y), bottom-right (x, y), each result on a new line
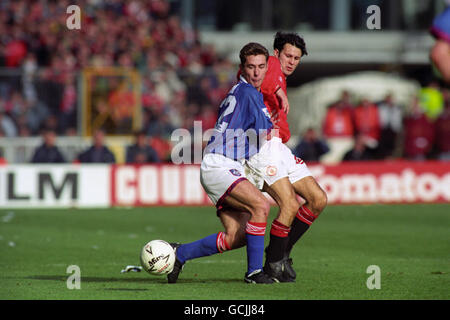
top-left (280, 97), bottom-right (290, 114)
top-left (275, 88), bottom-right (290, 114)
top-left (270, 110), bottom-right (280, 129)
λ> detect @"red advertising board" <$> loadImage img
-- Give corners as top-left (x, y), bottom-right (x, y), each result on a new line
top-left (110, 161), bottom-right (450, 206)
top-left (310, 161), bottom-right (450, 204)
top-left (111, 164), bottom-right (211, 206)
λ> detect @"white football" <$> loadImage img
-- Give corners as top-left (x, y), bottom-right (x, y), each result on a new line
top-left (140, 240), bottom-right (176, 275)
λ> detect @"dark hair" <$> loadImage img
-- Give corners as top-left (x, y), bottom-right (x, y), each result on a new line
top-left (273, 31), bottom-right (308, 57)
top-left (239, 42), bottom-right (269, 66)
top-left (134, 129), bottom-right (147, 137)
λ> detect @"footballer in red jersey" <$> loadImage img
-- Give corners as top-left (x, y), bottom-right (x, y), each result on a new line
top-left (260, 56), bottom-right (290, 142)
top-left (243, 32), bottom-right (328, 283)
top-left (260, 32), bottom-right (307, 143)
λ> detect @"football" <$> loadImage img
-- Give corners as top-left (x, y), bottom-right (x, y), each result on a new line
top-left (140, 240), bottom-right (176, 275)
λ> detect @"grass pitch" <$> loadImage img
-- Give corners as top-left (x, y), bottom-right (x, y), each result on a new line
top-left (0, 204), bottom-right (448, 300)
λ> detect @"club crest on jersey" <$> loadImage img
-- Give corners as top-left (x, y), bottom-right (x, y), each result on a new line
top-left (266, 165), bottom-right (277, 176)
top-left (229, 169), bottom-right (242, 176)
top-left (294, 156), bottom-right (304, 164)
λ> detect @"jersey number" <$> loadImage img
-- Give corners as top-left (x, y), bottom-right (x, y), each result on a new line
top-left (215, 95), bottom-right (237, 132)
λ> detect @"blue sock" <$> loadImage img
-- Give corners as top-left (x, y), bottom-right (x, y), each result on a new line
top-left (176, 233), bottom-right (219, 264)
top-left (246, 234), bottom-right (265, 275)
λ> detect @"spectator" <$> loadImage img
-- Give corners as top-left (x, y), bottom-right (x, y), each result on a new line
top-left (149, 134), bottom-right (173, 162)
top-left (353, 97), bottom-right (380, 146)
top-left (22, 52), bottom-right (38, 103)
top-left (322, 90), bottom-right (355, 139)
top-left (196, 105), bottom-right (218, 131)
top-left (144, 109), bottom-right (176, 139)
top-left (126, 130), bottom-right (160, 164)
top-left (77, 129), bottom-right (116, 163)
top-left (292, 128), bottom-right (330, 162)
top-left (4, 38), bottom-right (27, 68)
top-left (434, 89), bottom-right (450, 160)
top-left (9, 91), bottom-right (49, 135)
top-left (0, 110), bottom-right (18, 137)
top-left (403, 97), bottom-right (435, 161)
top-left (376, 93), bottom-right (403, 159)
top-left (30, 128), bottom-right (65, 163)
top-left (0, 148), bottom-right (6, 165)
top-left (58, 75), bottom-right (77, 134)
top-left (342, 135), bottom-right (376, 162)
top-left (419, 81), bottom-right (444, 120)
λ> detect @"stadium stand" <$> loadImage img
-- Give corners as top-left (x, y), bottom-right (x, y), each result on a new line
top-left (0, 0), bottom-right (448, 164)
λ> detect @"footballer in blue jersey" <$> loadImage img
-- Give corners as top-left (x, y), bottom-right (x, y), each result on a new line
top-left (430, 6), bottom-right (450, 83)
top-left (204, 75), bottom-right (273, 160)
top-left (167, 43), bottom-right (276, 284)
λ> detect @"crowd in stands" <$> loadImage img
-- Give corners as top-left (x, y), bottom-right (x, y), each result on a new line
top-left (0, 0), bottom-right (234, 153)
top-left (293, 84), bottom-right (450, 162)
top-left (28, 82), bottom-right (450, 165)
top-left (1, 0), bottom-right (449, 164)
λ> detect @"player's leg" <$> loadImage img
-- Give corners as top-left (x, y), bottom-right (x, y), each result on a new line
top-left (245, 138), bottom-right (301, 281)
top-left (217, 209), bottom-right (250, 250)
top-left (167, 154), bottom-right (248, 283)
top-left (171, 208), bottom-right (249, 268)
top-left (262, 177), bottom-right (300, 258)
top-left (222, 180), bottom-right (274, 283)
top-left (167, 208), bottom-right (246, 284)
top-left (280, 155), bottom-right (327, 281)
top-left (169, 181), bottom-right (272, 284)
top-left (286, 176), bottom-right (327, 256)
top-left (167, 210), bottom-right (244, 284)
top-left (216, 207), bottom-right (274, 284)
top-left (261, 177), bottom-right (300, 282)
top-left (169, 153), bottom-right (272, 283)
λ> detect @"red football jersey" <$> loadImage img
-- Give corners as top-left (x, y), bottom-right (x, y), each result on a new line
top-left (236, 56), bottom-right (290, 143)
top-left (260, 56), bottom-right (290, 143)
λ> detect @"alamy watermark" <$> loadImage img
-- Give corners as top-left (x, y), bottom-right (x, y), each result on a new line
top-left (66, 4), bottom-right (381, 31)
top-left (66, 265), bottom-right (81, 289)
top-left (66, 5), bottom-right (81, 30)
top-left (366, 265), bottom-right (381, 290)
top-left (366, 5), bottom-right (381, 30)
top-left (170, 121), bottom-right (275, 164)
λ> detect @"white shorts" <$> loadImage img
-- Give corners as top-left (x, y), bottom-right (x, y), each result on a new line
top-left (244, 137), bottom-right (288, 189)
top-left (200, 153), bottom-right (247, 207)
top-left (244, 137), bottom-right (312, 190)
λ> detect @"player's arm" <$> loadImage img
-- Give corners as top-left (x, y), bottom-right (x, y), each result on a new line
top-left (430, 39), bottom-right (450, 83)
top-left (262, 57), bottom-right (287, 114)
top-left (275, 87), bottom-right (289, 114)
top-left (269, 88), bottom-right (288, 129)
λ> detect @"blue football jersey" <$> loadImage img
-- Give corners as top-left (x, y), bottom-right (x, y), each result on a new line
top-left (204, 76), bottom-right (273, 160)
top-left (430, 7), bottom-right (450, 42)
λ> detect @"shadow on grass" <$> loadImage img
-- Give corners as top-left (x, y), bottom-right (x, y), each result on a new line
top-left (24, 275), bottom-right (243, 285)
top-left (26, 275), bottom-right (160, 283)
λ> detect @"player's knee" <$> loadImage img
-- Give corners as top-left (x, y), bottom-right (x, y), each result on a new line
top-left (280, 196), bottom-right (301, 216)
top-left (311, 189), bottom-right (327, 216)
top-left (289, 197), bottom-right (301, 215)
top-left (251, 197), bottom-right (270, 221)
